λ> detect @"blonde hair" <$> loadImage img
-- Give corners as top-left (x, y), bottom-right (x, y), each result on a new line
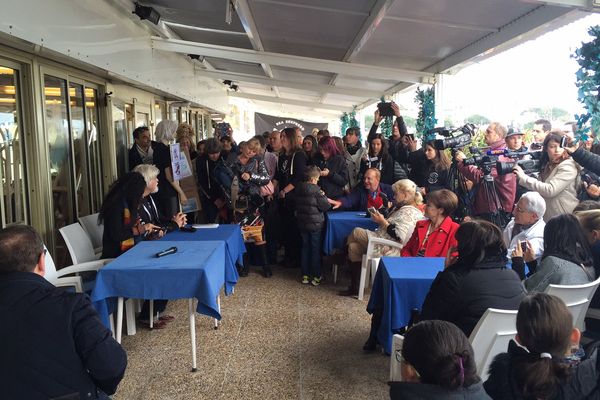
top-left (133, 164), bottom-right (159, 186)
top-left (392, 179), bottom-right (423, 205)
top-left (176, 123), bottom-right (194, 141)
top-left (246, 138), bottom-right (261, 153)
top-left (576, 209), bottom-right (600, 233)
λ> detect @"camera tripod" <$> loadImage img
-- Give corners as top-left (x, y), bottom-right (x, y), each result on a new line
top-left (477, 164), bottom-right (510, 228)
top-left (447, 149), bottom-right (473, 220)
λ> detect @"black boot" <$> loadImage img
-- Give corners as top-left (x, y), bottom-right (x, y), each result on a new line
top-left (363, 307), bottom-right (383, 352)
top-left (256, 243), bottom-right (272, 278)
top-left (338, 261), bottom-right (361, 296)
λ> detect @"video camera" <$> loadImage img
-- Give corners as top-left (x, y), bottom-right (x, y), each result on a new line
top-left (431, 124), bottom-right (476, 150)
top-left (493, 148), bottom-right (543, 176)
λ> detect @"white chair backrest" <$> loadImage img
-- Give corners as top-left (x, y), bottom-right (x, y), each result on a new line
top-left (59, 223), bottom-right (97, 264)
top-left (545, 276), bottom-right (600, 330)
top-left (78, 213), bottom-right (103, 249)
top-left (389, 334), bottom-right (404, 382)
top-left (43, 245), bottom-right (58, 283)
top-left (564, 299), bottom-right (591, 332)
top-left (469, 308), bottom-right (518, 382)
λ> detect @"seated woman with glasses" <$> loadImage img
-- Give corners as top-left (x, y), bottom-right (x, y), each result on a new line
top-left (400, 189), bottom-right (460, 258)
top-left (390, 320), bottom-right (489, 399)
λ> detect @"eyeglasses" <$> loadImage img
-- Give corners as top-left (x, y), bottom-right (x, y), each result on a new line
top-left (514, 205), bottom-right (530, 213)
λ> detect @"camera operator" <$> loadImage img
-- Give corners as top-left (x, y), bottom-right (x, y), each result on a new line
top-left (505, 128), bottom-right (531, 201)
top-left (368, 102), bottom-right (410, 172)
top-left (455, 122), bottom-right (517, 226)
top-left (513, 131), bottom-right (580, 221)
top-left (563, 138), bottom-right (600, 200)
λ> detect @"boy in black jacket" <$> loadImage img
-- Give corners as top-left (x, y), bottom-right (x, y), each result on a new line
top-left (294, 166), bottom-right (331, 285)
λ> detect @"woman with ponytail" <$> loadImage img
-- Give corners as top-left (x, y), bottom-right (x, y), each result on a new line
top-left (485, 292), bottom-right (600, 399)
top-left (390, 320), bottom-right (490, 399)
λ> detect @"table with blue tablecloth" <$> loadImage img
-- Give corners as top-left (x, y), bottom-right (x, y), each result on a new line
top-left (367, 257), bottom-right (444, 354)
top-left (162, 224), bottom-right (245, 294)
top-left (323, 211), bottom-right (378, 255)
top-left (91, 240), bottom-right (229, 370)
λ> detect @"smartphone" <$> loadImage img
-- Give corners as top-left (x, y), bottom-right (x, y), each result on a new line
top-left (520, 241), bottom-right (527, 252)
top-left (559, 135), bottom-right (569, 148)
top-left (367, 207), bottom-right (377, 214)
top-left (405, 133), bottom-right (415, 141)
top-left (377, 102), bottom-right (395, 117)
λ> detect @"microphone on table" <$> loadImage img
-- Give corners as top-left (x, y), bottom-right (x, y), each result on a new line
top-left (155, 246), bottom-right (178, 258)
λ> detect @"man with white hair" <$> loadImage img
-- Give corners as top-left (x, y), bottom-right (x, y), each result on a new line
top-left (502, 191), bottom-right (546, 260)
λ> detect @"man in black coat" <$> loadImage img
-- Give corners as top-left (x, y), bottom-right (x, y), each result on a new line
top-left (128, 126), bottom-right (178, 218)
top-left (0, 225), bottom-right (127, 400)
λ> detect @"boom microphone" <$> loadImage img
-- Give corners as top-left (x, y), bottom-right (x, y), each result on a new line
top-left (155, 246), bottom-right (178, 258)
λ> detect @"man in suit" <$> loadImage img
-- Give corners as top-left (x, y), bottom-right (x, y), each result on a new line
top-left (0, 225), bottom-right (127, 399)
top-left (128, 125), bottom-right (178, 217)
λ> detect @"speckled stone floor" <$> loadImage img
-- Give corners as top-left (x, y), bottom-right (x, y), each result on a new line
top-left (112, 265), bottom-right (389, 400)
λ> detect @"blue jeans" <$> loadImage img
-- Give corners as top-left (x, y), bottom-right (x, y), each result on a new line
top-left (301, 230), bottom-right (322, 278)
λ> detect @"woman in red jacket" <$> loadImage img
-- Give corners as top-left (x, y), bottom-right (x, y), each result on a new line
top-left (401, 189), bottom-right (460, 257)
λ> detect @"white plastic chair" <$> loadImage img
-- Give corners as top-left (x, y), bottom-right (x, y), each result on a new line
top-left (358, 237), bottom-right (403, 300)
top-left (43, 246), bottom-right (115, 335)
top-left (469, 308), bottom-right (518, 382)
top-left (78, 213), bottom-right (103, 255)
top-left (389, 334), bottom-right (404, 381)
top-left (59, 222), bottom-right (101, 264)
top-left (545, 276), bottom-right (600, 332)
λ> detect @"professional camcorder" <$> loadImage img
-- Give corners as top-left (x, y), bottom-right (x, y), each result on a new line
top-left (431, 124), bottom-right (476, 150)
top-left (494, 148), bottom-right (543, 176)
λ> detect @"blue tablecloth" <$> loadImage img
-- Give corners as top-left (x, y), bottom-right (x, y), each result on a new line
top-left (91, 241), bottom-right (226, 328)
top-left (162, 224), bottom-right (244, 295)
top-left (367, 257), bottom-right (444, 354)
top-left (323, 211), bottom-right (378, 255)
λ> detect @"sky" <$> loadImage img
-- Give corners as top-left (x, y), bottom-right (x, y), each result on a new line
top-left (394, 12), bottom-right (600, 128)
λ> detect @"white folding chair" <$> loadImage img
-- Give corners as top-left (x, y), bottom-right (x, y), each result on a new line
top-left (59, 222), bottom-right (102, 264)
top-left (78, 213), bottom-right (103, 255)
top-left (389, 334), bottom-right (404, 382)
top-left (358, 237), bottom-right (403, 300)
top-left (545, 276), bottom-right (600, 331)
top-left (469, 308), bottom-right (518, 382)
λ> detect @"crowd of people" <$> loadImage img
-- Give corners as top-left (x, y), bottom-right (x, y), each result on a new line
top-left (9, 104), bottom-right (600, 399)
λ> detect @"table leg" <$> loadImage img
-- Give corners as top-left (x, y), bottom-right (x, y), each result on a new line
top-left (214, 294), bottom-right (221, 330)
top-left (189, 298), bottom-right (197, 372)
top-left (116, 297), bottom-right (124, 344)
top-left (149, 300), bottom-right (154, 329)
top-left (125, 299), bottom-right (137, 336)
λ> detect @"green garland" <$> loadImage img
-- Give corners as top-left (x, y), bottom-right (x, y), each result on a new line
top-left (415, 87), bottom-right (437, 142)
top-left (340, 107), bottom-right (360, 138)
top-left (574, 25), bottom-right (600, 141)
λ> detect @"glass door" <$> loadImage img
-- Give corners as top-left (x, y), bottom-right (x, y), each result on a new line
top-left (85, 87), bottom-right (103, 212)
top-left (0, 64), bottom-right (28, 226)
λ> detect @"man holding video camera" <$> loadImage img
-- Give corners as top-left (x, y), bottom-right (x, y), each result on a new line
top-left (455, 122), bottom-right (517, 227)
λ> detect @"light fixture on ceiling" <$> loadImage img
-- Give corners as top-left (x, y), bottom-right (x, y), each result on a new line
top-left (225, 0), bottom-right (234, 25)
top-left (230, 84), bottom-right (239, 92)
top-left (133, 2), bottom-right (161, 25)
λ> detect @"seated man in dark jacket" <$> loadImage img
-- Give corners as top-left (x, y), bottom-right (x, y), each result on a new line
top-left (0, 225), bottom-right (127, 400)
top-left (420, 219), bottom-right (526, 336)
top-left (330, 168), bottom-right (395, 212)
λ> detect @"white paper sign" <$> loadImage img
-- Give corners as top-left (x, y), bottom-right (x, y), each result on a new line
top-left (170, 143), bottom-right (193, 181)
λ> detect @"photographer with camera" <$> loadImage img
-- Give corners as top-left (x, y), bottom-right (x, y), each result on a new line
top-left (514, 131), bottom-right (580, 221)
top-left (455, 122), bottom-right (517, 227)
top-left (368, 102), bottom-right (411, 170)
top-left (563, 138), bottom-right (600, 200)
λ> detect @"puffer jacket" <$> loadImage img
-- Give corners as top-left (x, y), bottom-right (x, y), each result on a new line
top-left (525, 255), bottom-right (594, 293)
top-left (313, 153), bottom-right (349, 199)
top-left (294, 182), bottom-right (331, 232)
top-left (518, 158), bottom-right (580, 221)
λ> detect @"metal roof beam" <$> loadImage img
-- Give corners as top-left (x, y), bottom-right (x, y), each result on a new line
top-left (229, 92), bottom-right (350, 111)
top-left (233, 0), bottom-right (281, 97)
top-left (193, 68), bottom-right (384, 98)
top-left (151, 37), bottom-right (432, 82)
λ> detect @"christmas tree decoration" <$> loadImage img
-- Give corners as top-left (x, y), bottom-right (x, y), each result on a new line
top-left (574, 25), bottom-right (600, 142)
top-left (415, 87), bottom-right (437, 142)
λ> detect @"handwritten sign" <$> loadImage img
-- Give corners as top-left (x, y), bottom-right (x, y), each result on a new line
top-left (170, 143), bottom-right (192, 181)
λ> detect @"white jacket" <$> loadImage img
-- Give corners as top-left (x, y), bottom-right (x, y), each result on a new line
top-left (519, 158), bottom-right (580, 221)
top-left (503, 217), bottom-right (545, 260)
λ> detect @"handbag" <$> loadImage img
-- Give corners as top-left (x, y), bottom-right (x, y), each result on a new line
top-left (254, 159), bottom-right (275, 196)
